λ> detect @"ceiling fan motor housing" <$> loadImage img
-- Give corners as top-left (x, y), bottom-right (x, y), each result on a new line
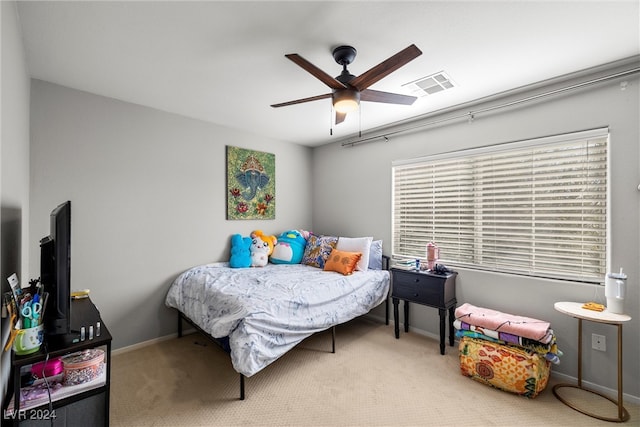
top-left (336, 69), bottom-right (356, 84)
top-left (332, 45), bottom-right (357, 66)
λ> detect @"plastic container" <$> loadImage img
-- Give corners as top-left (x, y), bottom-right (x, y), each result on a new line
top-left (61, 349), bottom-right (105, 385)
top-left (605, 268), bottom-right (627, 314)
top-left (31, 358), bottom-right (63, 378)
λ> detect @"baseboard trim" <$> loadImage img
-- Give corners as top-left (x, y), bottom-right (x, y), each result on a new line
top-left (549, 370), bottom-right (640, 406)
top-left (111, 328), bottom-right (196, 356)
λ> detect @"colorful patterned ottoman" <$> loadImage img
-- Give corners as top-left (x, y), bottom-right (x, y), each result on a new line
top-left (459, 336), bottom-right (551, 398)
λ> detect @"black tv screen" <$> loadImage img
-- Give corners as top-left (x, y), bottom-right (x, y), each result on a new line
top-left (40, 200), bottom-right (71, 335)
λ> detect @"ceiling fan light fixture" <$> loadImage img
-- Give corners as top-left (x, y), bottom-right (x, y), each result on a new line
top-left (333, 89), bottom-right (360, 113)
top-left (273, 44), bottom-right (422, 125)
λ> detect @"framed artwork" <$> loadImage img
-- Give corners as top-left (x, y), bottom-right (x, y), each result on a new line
top-left (226, 146), bottom-right (275, 220)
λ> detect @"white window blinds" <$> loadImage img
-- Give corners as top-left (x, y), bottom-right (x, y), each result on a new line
top-left (392, 128), bottom-right (608, 283)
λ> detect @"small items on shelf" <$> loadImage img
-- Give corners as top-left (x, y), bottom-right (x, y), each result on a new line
top-left (393, 259), bottom-right (418, 270)
top-left (7, 365), bottom-right (107, 411)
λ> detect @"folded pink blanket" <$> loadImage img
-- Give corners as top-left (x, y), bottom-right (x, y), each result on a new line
top-left (454, 303), bottom-right (551, 342)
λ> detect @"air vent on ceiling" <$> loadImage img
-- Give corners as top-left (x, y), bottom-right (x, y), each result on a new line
top-left (402, 71), bottom-right (455, 97)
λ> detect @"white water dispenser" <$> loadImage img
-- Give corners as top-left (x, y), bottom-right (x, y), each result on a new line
top-left (605, 268), bottom-right (627, 314)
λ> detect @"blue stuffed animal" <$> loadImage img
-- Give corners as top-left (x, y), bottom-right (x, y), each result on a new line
top-left (229, 234), bottom-right (252, 268)
top-left (270, 230), bottom-right (307, 264)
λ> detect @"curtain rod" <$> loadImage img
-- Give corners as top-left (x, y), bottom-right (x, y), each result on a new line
top-left (341, 66), bottom-right (640, 148)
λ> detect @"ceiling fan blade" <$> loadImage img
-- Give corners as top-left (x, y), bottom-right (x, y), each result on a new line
top-left (285, 54), bottom-right (347, 90)
top-left (360, 89), bottom-right (417, 105)
top-left (271, 93), bottom-right (332, 108)
top-left (349, 44), bottom-right (422, 91)
top-left (335, 111), bottom-right (347, 125)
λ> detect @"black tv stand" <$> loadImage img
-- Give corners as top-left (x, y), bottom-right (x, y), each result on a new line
top-left (4, 297), bottom-right (111, 426)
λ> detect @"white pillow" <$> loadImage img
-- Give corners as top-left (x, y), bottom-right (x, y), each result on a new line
top-left (369, 240), bottom-right (383, 270)
top-left (337, 236), bottom-right (373, 271)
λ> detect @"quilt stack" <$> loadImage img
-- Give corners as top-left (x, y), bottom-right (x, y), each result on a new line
top-left (455, 303), bottom-right (561, 398)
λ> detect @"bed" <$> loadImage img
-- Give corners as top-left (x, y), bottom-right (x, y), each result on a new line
top-left (165, 257), bottom-right (390, 399)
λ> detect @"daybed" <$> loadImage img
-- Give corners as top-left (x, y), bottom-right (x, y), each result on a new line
top-left (165, 244), bottom-right (390, 399)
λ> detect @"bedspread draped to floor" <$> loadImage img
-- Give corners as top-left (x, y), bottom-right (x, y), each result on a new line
top-left (165, 262), bottom-right (390, 376)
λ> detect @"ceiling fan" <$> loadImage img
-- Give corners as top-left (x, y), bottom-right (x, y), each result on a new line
top-left (271, 44), bottom-right (422, 125)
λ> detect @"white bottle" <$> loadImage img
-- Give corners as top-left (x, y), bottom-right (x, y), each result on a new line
top-left (605, 268), bottom-right (627, 314)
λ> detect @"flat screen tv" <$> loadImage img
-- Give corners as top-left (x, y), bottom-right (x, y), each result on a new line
top-left (40, 200), bottom-right (71, 335)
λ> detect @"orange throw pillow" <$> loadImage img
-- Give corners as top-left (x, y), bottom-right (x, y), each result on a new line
top-left (323, 249), bottom-right (362, 275)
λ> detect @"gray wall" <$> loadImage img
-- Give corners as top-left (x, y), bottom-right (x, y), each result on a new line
top-left (1, 1), bottom-right (31, 293)
top-left (313, 64), bottom-right (640, 400)
top-left (29, 80), bottom-right (313, 349)
top-left (1, 0), bottom-right (31, 406)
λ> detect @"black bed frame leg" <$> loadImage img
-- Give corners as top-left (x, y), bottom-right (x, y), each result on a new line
top-left (331, 326), bottom-right (336, 353)
top-left (386, 297), bottom-right (389, 325)
top-left (177, 312), bottom-right (183, 338)
top-left (384, 254), bottom-right (390, 325)
top-left (240, 374), bottom-right (245, 400)
top-left (238, 326), bottom-right (330, 400)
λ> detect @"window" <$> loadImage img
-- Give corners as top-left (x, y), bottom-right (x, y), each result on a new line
top-left (392, 128), bottom-right (608, 283)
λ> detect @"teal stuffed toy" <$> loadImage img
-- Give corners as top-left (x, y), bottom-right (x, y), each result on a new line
top-left (229, 234), bottom-right (252, 268)
top-left (270, 230), bottom-right (308, 264)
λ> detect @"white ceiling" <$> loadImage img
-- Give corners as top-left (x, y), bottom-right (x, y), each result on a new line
top-left (15, 1), bottom-right (640, 147)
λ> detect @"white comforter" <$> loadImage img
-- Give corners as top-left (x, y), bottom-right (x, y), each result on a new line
top-left (165, 262), bottom-right (390, 377)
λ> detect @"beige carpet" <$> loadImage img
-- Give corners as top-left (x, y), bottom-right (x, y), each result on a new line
top-left (110, 318), bottom-right (638, 426)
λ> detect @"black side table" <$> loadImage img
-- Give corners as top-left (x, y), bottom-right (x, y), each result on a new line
top-left (391, 268), bottom-right (457, 354)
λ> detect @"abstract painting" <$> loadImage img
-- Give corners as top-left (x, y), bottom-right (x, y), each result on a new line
top-left (226, 146), bottom-right (275, 220)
